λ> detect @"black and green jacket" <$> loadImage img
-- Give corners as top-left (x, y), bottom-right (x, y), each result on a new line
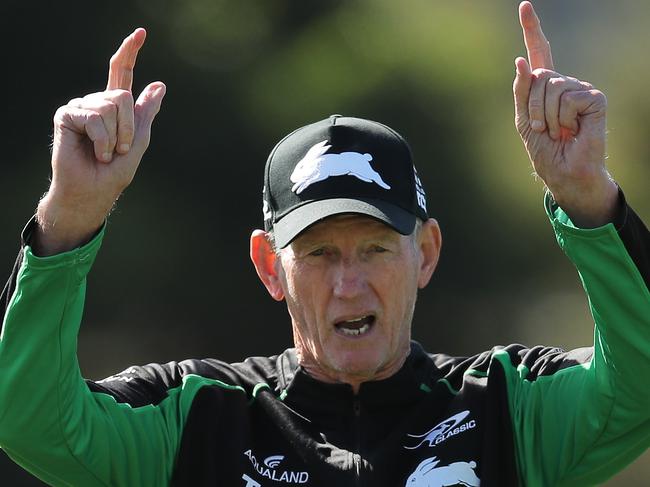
top-left (1, 195), bottom-right (649, 487)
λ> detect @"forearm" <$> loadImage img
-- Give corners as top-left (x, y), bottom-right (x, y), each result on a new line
top-left (0, 222), bottom-right (184, 486)
top-left (553, 195), bottom-right (650, 401)
top-left (0, 223), bottom-right (106, 484)
top-left (519, 194), bottom-right (650, 485)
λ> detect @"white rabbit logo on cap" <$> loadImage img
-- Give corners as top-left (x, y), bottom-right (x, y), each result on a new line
top-left (405, 456), bottom-right (480, 487)
top-left (290, 140), bottom-right (391, 194)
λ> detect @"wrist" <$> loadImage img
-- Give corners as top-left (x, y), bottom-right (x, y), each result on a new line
top-left (549, 177), bottom-right (619, 228)
top-left (33, 193), bottom-right (107, 256)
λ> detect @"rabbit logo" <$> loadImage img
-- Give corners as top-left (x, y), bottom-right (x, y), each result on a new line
top-left (405, 457), bottom-right (480, 487)
top-left (290, 140), bottom-right (391, 194)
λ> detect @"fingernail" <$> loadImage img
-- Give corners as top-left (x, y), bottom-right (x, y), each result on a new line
top-left (530, 120), bottom-right (543, 130)
top-left (102, 152), bottom-right (112, 162)
top-left (120, 144), bottom-right (130, 152)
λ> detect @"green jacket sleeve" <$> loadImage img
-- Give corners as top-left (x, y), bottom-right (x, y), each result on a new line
top-left (0, 226), bottom-right (192, 486)
top-left (501, 195), bottom-right (650, 486)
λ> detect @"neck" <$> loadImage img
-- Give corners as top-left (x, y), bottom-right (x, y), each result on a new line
top-left (296, 347), bottom-right (410, 394)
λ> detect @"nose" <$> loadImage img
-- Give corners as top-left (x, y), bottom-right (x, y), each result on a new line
top-left (332, 256), bottom-right (367, 300)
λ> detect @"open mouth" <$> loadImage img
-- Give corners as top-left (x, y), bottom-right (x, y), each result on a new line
top-left (334, 315), bottom-right (376, 337)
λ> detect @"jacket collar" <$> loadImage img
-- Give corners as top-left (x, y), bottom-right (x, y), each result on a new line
top-left (277, 341), bottom-right (438, 415)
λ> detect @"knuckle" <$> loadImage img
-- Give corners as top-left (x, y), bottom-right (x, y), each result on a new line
top-left (86, 111), bottom-right (102, 124)
top-left (532, 68), bottom-right (554, 79)
top-left (95, 100), bottom-right (118, 119)
top-left (116, 89), bottom-right (134, 104)
top-left (67, 97), bottom-right (83, 107)
top-left (82, 91), bottom-right (104, 103)
top-left (107, 89), bottom-right (134, 104)
top-left (559, 91), bottom-right (578, 108)
top-left (590, 89), bottom-right (606, 103)
top-left (560, 89), bottom-right (574, 100)
top-left (531, 68), bottom-right (545, 78)
top-left (105, 101), bottom-right (119, 116)
top-left (53, 105), bottom-right (69, 123)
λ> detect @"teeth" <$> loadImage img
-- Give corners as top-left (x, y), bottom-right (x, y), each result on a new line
top-left (340, 323), bottom-right (371, 336)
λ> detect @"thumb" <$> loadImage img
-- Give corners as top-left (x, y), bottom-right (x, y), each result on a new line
top-left (513, 56), bottom-right (532, 129)
top-left (132, 81), bottom-right (166, 153)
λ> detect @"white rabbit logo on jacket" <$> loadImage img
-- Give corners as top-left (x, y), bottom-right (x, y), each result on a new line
top-left (405, 456), bottom-right (480, 487)
top-left (290, 140), bottom-right (391, 194)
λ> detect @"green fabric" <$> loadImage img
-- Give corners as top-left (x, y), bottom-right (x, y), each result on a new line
top-left (501, 194), bottom-right (650, 486)
top-left (0, 230), bottom-right (242, 486)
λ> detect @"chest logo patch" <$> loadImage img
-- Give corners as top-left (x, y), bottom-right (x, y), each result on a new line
top-left (405, 456), bottom-right (480, 487)
top-left (242, 449), bottom-right (309, 484)
top-left (290, 140), bottom-right (391, 194)
top-left (405, 410), bottom-right (476, 449)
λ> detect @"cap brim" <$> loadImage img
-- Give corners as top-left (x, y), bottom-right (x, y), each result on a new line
top-left (272, 198), bottom-right (416, 248)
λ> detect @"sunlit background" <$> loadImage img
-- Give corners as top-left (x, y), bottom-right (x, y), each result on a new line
top-left (1, 0), bottom-right (648, 484)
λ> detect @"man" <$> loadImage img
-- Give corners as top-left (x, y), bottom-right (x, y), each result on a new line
top-left (0, 2), bottom-right (648, 486)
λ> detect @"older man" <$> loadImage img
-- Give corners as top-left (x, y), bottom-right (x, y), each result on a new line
top-left (1, 2), bottom-right (649, 486)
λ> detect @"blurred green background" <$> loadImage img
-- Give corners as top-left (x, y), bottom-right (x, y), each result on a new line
top-left (1, 0), bottom-right (648, 485)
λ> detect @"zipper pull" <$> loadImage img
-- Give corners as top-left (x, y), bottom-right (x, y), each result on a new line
top-left (353, 397), bottom-right (361, 417)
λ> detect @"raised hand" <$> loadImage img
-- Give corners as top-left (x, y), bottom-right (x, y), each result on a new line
top-left (35, 29), bottom-right (166, 255)
top-left (513, 1), bottom-right (618, 227)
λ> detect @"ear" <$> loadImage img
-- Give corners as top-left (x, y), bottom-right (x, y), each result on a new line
top-left (416, 456), bottom-right (439, 474)
top-left (417, 218), bottom-right (442, 289)
top-left (250, 230), bottom-right (285, 301)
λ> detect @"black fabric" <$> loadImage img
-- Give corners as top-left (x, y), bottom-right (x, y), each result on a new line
top-left (482, 358), bottom-right (520, 486)
top-left (86, 357), bottom-right (268, 408)
top-left (164, 342), bottom-right (601, 486)
top-left (515, 345), bottom-right (593, 380)
top-left (617, 203), bottom-right (650, 289)
top-left (171, 386), bottom-right (252, 486)
top-left (162, 343), bottom-right (523, 486)
top-left (0, 248), bottom-right (23, 336)
top-left (0, 216), bottom-right (35, 335)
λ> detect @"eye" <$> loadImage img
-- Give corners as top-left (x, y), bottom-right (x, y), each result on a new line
top-left (371, 245), bottom-right (388, 253)
top-left (309, 248), bottom-right (325, 257)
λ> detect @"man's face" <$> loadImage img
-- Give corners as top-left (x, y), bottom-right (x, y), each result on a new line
top-left (275, 215), bottom-right (429, 385)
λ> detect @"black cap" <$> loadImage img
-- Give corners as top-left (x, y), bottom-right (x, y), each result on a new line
top-left (263, 115), bottom-right (428, 248)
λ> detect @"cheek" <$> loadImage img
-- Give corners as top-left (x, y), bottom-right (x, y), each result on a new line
top-left (282, 264), bottom-right (323, 322)
top-left (278, 257), bottom-right (302, 301)
top-left (376, 259), bottom-right (419, 321)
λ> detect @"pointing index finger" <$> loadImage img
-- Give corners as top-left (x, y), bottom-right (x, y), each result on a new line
top-left (107, 28), bottom-right (147, 92)
top-left (519, 1), bottom-right (554, 70)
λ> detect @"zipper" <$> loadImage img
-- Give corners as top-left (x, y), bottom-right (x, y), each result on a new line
top-left (353, 397), bottom-right (362, 486)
